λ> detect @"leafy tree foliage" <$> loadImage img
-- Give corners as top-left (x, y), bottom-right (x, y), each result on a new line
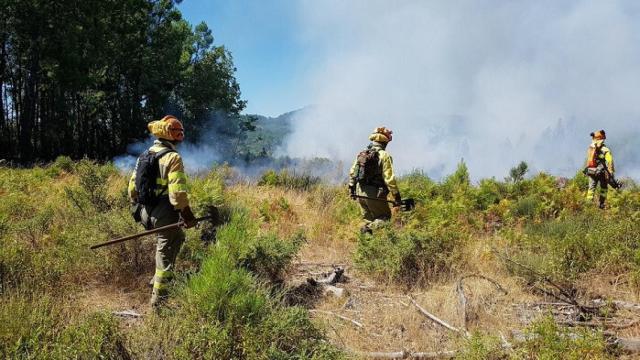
top-left (507, 161), bottom-right (529, 183)
top-left (0, 0), bottom-right (245, 162)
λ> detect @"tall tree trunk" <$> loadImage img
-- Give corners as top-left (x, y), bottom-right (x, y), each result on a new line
top-left (18, 54), bottom-right (38, 162)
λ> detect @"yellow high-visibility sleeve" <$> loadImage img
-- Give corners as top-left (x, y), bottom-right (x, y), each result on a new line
top-left (378, 150), bottom-right (399, 195)
top-left (603, 146), bottom-right (614, 174)
top-left (161, 152), bottom-right (189, 210)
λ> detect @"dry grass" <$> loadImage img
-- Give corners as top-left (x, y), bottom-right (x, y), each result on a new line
top-left (227, 183), bottom-right (640, 357)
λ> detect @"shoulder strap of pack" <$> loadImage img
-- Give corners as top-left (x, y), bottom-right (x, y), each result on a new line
top-left (154, 148), bottom-right (175, 160)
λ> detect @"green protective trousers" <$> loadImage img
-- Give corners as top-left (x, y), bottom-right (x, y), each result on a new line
top-left (586, 173), bottom-right (608, 208)
top-left (356, 183), bottom-right (391, 230)
top-left (141, 199), bottom-right (185, 305)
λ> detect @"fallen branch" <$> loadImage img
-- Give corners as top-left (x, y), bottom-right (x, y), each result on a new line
top-left (408, 296), bottom-right (470, 338)
top-left (592, 299), bottom-right (640, 312)
top-left (353, 350), bottom-right (457, 359)
top-left (309, 309), bottom-right (364, 328)
top-left (112, 310), bottom-right (142, 318)
top-left (493, 249), bottom-right (601, 314)
top-left (614, 337), bottom-right (640, 353)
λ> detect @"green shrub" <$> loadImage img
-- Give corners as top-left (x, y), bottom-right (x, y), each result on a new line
top-left (0, 294), bottom-right (127, 359)
top-left (258, 169), bottom-right (321, 191)
top-left (50, 156), bottom-right (75, 175)
top-left (131, 209), bottom-right (342, 359)
top-left (439, 160), bottom-right (471, 199)
top-left (504, 211), bottom-right (640, 281)
top-left (238, 231), bottom-right (305, 283)
top-left (455, 333), bottom-right (507, 360)
top-left (511, 195), bottom-right (541, 219)
top-left (475, 178), bottom-right (507, 210)
top-left (506, 161), bottom-right (529, 183)
top-left (512, 316), bottom-right (612, 359)
top-left (355, 223), bottom-right (464, 285)
top-left (66, 159), bottom-right (117, 213)
top-left (398, 170), bottom-right (437, 202)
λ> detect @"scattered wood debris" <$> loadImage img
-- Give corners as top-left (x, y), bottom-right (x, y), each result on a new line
top-left (112, 310), bottom-right (143, 318)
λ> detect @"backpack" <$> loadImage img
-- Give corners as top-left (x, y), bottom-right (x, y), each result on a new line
top-left (586, 143), bottom-right (603, 169)
top-left (354, 148), bottom-right (383, 186)
top-left (134, 148), bottom-right (175, 206)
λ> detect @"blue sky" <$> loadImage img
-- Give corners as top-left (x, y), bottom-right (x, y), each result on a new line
top-left (178, 0), bottom-right (314, 117)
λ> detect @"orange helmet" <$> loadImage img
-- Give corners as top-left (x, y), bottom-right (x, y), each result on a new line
top-left (148, 115), bottom-right (184, 142)
top-left (369, 126), bottom-right (393, 143)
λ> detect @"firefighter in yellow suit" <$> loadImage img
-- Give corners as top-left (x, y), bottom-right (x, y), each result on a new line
top-left (348, 127), bottom-right (402, 234)
top-left (128, 115), bottom-right (197, 307)
top-left (585, 130), bottom-right (615, 209)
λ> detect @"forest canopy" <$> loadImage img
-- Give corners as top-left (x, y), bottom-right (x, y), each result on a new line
top-left (0, 0), bottom-right (246, 162)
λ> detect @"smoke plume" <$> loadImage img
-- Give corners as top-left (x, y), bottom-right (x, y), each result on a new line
top-left (286, 0), bottom-right (640, 180)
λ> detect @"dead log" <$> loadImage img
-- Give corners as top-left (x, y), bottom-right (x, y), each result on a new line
top-left (615, 338), bottom-right (640, 353)
top-left (408, 296), bottom-right (470, 338)
top-left (592, 299), bottom-right (640, 312)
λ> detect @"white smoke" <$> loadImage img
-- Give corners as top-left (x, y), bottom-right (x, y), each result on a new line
top-left (113, 137), bottom-right (220, 174)
top-left (286, 0), bottom-right (640, 180)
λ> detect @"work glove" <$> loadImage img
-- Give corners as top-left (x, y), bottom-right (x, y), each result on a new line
top-left (180, 206), bottom-right (197, 229)
top-left (349, 184), bottom-right (357, 200)
top-left (393, 193), bottom-right (402, 207)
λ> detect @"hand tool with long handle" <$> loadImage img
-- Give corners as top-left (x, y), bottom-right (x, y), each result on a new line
top-left (90, 215), bottom-right (213, 250)
top-left (352, 195), bottom-right (415, 211)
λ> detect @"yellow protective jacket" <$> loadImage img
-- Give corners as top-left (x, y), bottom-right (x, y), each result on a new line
top-left (586, 140), bottom-right (614, 174)
top-left (349, 142), bottom-right (399, 196)
top-left (128, 140), bottom-right (190, 210)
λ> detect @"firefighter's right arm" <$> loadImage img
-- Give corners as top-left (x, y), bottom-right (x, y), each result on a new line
top-left (604, 147), bottom-right (614, 174)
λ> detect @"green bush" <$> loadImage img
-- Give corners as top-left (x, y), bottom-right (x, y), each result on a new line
top-left (512, 316), bottom-right (612, 359)
top-left (51, 155), bottom-right (75, 174)
top-left (355, 223), bottom-right (464, 285)
top-left (455, 333), bottom-right (507, 360)
top-left (65, 159), bottom-right (117, 213)
top-left (504, 211), bottom-right (640, 282)
top-left (131, 209), bottom-right (342, 359)
top-left (258, 169), bottom-right (321, 191)
top-left (511, 195), bottom-right (541, 219)
top-left (475, 178), bottom-right (507, 210)
top-left (0, 294), bottom-right (127, 359)
top-left (238, 231), bottom-right (305, 283)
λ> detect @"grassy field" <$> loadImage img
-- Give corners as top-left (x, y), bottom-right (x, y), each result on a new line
top-left (2, 158), bottom-right (640, 359)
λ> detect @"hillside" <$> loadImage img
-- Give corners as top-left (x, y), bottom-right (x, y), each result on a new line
top-left (2, 159), bottom-right (640, 359)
